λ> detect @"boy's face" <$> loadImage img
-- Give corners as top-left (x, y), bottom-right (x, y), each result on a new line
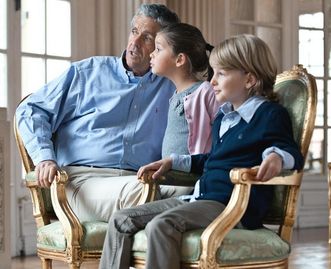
top-left (125, 15), bottom-right (161, 76)
top-left (210, 64), bottom-right (250, 109)
top-left (149, 33), bottom-right (177, 78)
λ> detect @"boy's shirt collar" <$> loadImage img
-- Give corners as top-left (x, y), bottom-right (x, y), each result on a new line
top-left (220, 96), bottom-right (267, 123)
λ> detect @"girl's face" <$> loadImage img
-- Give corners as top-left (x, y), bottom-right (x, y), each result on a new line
top-left (149, 33), bottom-right (177, 78)
top-left (210, 63), bottom-right (251, 109)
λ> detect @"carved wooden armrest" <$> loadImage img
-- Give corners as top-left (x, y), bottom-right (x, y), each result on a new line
top-left (198, 167), bottom-right (301, 268)
top-left (25, 170), bottom-right (83, 248)
top-left (51, 170), bottom-right (84, 248)
top-left (25, 171), bottom-right (53, 227)
top-left (230, 167), bottom-right (302, 186)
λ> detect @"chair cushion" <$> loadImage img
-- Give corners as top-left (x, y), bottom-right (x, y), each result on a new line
top-left (132, 228), bottom-right (290, 264)
top-left (37, 221), bottom-right (108, 251)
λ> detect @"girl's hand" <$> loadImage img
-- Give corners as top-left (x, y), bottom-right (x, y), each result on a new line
top-left (256, 152), bottom-right (282, 181)
top-left (137, 158), bottom-right (172, 182)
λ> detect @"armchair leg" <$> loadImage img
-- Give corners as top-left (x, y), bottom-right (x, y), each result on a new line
top-left (40, 258), bottom-right (52, 269)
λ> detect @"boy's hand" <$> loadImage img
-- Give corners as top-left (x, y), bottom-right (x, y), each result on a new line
top-left (256, 152), bottom-right (282, 181)
top-left (137, 158), bottom-right (172, 181)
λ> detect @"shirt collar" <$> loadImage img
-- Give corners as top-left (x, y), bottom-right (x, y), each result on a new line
top-left (120, 50), bottom-right (157, 82)
top-left (220, 96), bottom-right (267, 123)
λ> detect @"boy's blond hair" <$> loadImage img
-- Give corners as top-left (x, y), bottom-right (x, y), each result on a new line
top-left (210, 34), bottom-right (278, 101)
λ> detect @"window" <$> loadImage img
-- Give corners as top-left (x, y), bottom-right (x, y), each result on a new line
top-left (298, 0), bottom-right (331, 173)
top-left (21, 0), bottom-right (71, 98)
top-left (0, 0), bottom-right (7, 107)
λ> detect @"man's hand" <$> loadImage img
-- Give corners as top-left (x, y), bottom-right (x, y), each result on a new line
top-left (256, 152), bottom-right (282, 181)
top-left (35, 160), bottom-right (60, 188)
top-left (137, 158), bottom-right (172, 182)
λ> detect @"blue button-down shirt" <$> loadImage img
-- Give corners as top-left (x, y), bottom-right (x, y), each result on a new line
top-left (16, 55), bottom-right (175, 170)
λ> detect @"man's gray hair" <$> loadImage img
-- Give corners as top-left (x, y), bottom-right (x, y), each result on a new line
top-left (133, 3), bottom-right (180, 28)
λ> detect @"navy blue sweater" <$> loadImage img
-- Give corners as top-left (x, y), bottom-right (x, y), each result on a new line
top-left (191, 101), bottom-right (304, 229)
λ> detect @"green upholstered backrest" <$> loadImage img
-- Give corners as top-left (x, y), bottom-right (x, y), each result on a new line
top-left (263, 67), bottom-right (313, 225)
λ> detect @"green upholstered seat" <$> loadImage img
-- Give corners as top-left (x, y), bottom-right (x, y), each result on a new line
top-left (37, 221), bottom-right (108, 251)
top-left (132, 228), bottom-right (290, 265)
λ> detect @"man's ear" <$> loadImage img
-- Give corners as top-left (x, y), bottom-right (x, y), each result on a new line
top-left (245, 72), bottom-right (257, 89)
top-left (176, 53), bottom-right (187, 67)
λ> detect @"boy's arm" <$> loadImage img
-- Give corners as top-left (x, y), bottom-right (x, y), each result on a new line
top-left (262, 147), bottom-right (294, 170)
top-left (263, 105), bottom-right (304, 170)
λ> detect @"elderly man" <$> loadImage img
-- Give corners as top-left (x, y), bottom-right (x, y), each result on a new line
top-left (16, 4), bottom-right (189, 222)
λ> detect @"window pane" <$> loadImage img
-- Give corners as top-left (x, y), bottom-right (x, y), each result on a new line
top-left (299, 29), bottom-right (324, 77)
top-left (305, 128), bottom-right (323, 173)
top-left (21, 57), bottom-right (45, 98)
top-left (0, 0), bottom-right (6, 49)
top-left (0, 53), bottom-right (7, 107)
top-left (316, 79), bottom-right (324, 126)
top-left (299, 12), bottom-right (323, 29)
top-left (21, 0), bottom-right (45, 54)
top-left (47, 0), bottom-right (71, 57)
top-left (46, 59), bottom-right (70, 82)
top-left (299, 0), bottom-right (323, 28)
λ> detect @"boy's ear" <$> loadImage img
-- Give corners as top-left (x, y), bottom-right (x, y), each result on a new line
top-left (245, 72), bottom-right (257, 89)
top-left (176, 53), bottom-right (187, 67)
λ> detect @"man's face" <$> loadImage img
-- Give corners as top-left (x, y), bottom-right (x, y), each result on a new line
top-left (125, 15), bottom-right (161, 76)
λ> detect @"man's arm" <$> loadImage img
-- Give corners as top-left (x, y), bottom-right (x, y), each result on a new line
top-left (16, 64), bottom-right (79, 187)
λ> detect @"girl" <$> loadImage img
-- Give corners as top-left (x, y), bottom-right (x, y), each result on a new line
top-left (99, 34), bottom-right (304, 269)
top-left (117, 23), bottom-right (220, 205)
top-left (150, 23), bottom-right (220, 158)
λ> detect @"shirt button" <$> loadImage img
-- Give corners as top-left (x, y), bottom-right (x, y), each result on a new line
top-left (134, 105), bottom-right (137, 109)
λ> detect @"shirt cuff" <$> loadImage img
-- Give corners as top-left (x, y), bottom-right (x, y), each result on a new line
top-left (170, 153), bottom-right (191, 172)
top-left (29, 148), bottom-right (57, 166)
top-left (262, 146), bottom-right (295, 170)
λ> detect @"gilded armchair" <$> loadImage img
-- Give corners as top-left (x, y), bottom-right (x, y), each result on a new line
top-left (131, 64), bottom-right (317, 269)
top-left (14, 117), bottom-right (160, 268)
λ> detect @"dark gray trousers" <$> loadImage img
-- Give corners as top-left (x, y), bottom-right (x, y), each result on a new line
top-left (98, 198), bottom-right (226, 269)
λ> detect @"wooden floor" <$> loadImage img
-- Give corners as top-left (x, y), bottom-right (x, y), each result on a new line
top-left (11, 227), bottom-right (330, 269)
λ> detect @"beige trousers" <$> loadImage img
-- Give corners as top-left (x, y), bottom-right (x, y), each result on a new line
top-left (63, 166), bottom-right (193, 222)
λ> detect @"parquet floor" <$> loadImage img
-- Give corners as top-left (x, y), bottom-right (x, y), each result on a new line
top-left (10, 227), bottom-right (330, 269)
